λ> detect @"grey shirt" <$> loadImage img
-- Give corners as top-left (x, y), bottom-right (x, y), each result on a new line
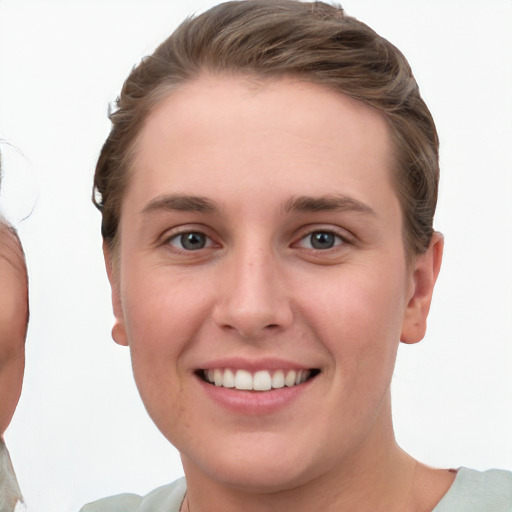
top-left (80, 467), bottom-right (512, 512)
top-left (0, 440), bottom-right (24, 512)
top-left (433, 468), bottom-right (512, 511)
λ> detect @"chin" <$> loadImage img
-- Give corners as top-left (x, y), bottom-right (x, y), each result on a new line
top-left (180, 431), bottom-right (328, 494)
top-left (207, 461), bottom-right (314, 494)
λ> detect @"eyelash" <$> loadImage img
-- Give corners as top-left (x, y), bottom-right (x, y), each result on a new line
top-left (162, 226), bottom-right (350, 254)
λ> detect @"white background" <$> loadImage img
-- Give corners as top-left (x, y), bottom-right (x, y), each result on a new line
top-left (0, 1), bottom-right (511, 511)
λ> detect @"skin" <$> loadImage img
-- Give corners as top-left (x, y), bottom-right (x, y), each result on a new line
top-left (0, 218), bottom-right (27, 436)
top-left (106, 75), bottom-right (451, 512)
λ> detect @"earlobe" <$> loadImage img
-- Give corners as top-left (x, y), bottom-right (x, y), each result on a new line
top-left (400, 232), bottom-right (444, 344)
top-left (103, 242), bottom-right (129, 346)
top-left (111, 319), bottom-right (128, 346)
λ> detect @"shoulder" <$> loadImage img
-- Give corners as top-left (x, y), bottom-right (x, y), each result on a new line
top-left (434, 467), bottom-right (512, 512)
top-left (79, 478), bottom-right (186, 512)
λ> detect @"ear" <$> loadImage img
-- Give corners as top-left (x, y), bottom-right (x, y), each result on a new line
top-left (103, 241), bottom-right (128, 346)
top-left (400, 232), bottom-right (444, 344)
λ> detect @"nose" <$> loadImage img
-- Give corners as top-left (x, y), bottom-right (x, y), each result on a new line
top-left (212, 244), bottom-right (293, 339)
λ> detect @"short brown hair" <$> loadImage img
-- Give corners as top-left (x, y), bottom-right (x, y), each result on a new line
top-left (94, 0), bottom-right (439, 256)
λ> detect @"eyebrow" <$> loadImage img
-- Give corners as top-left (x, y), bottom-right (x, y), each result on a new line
top-left (140, 193), bottom-right (376, 217)
top-left (141, 194), bottom-right (217, 214)
top-left (284, 194), bottom-right (376, 216)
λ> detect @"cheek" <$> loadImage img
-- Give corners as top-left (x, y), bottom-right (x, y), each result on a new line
top-left (121, 271), bottom-right (203, 434)
top-left (122, 265), bottom-right (209, 346)
top-left (120, 266), bottom-right (214, 406)
top-left (298, 265), bottom-right (407, 373)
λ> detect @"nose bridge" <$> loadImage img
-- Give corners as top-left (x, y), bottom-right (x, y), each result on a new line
top-left (214, 235), bottom-right (292, 337)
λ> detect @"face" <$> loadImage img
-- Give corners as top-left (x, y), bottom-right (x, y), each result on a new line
top-left (0, 219), bottom-right (27, 436)
top-left (107, 75), bottom-right (441, 491)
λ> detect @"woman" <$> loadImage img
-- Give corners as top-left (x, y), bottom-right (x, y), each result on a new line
top-left (0, 155), bottom-right (28, 512)
top-left (82, 1), bottom-right (512, 510)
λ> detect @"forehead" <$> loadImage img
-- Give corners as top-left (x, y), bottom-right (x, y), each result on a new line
top-left (127, 75), bottom-right (397, 217)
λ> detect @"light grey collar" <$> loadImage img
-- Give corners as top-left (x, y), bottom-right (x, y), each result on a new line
top-left (0, 439), bottom-right (24, 512)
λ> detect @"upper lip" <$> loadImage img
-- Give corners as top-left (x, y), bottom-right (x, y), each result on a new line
top-left (196, 357), bottom-right (319, 372)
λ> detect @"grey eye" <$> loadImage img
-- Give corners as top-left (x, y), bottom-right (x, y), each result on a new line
top-left (310, 232), bottom-right (336, 249)
top-left (171, 232), bottom-right (208, 250)
top-left (298, 231), bottom-right (343, 250)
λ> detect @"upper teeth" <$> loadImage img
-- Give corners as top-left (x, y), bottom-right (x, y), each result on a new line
top-left (204, 369), bottom-right (310, 391)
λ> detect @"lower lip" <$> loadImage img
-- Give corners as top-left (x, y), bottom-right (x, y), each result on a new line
top-left (197, 376), bottom-right (314, 415)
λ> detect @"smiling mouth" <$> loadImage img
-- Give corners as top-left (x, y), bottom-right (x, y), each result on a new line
top-left (198, 368), bottom-right (320, 391)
